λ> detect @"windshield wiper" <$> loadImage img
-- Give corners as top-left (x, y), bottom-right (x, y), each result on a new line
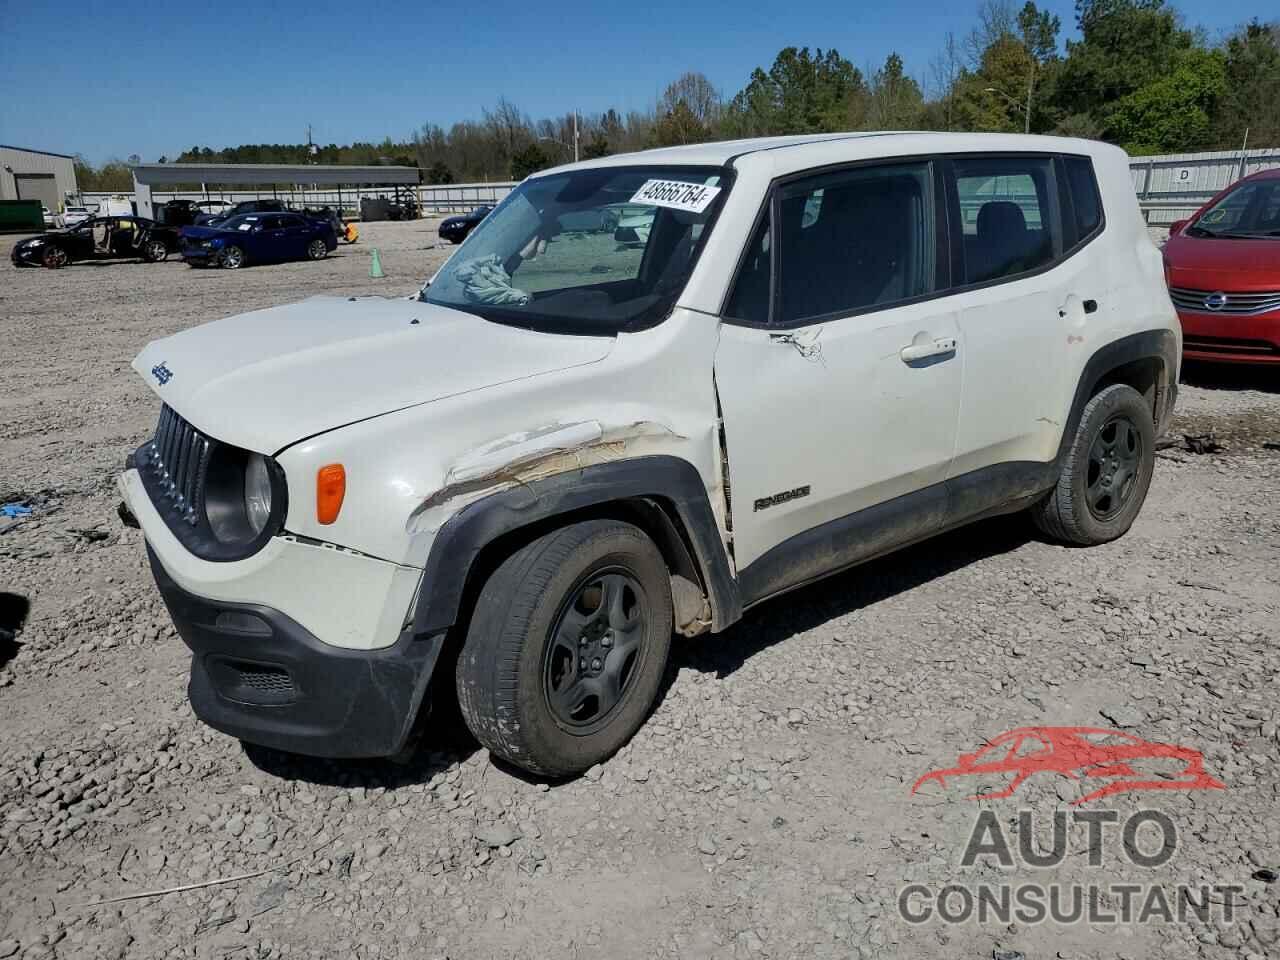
top-left (1185, 224), bottom-right (1219, 238)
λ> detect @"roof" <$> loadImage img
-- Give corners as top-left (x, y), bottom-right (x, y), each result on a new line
top-left (131, 163), bottom-right (420, 186)
top-left (536, 131), bottom-right (1118, 178)
top-left (0, 144), bottom-right (75, 160)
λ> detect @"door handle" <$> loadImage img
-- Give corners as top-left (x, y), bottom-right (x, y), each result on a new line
top-left (900, 336), bottom-right (958, 364)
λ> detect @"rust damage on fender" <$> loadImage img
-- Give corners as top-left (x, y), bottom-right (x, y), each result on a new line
top-left (407, 419), bottom-right (685, 532)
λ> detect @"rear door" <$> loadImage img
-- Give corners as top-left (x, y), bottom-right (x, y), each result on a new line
top-left (279, 214), bottom-right (312, 258)
top-left (714, 160), bottom-right (963, 599)
top-left (940, 154), bottom-right (1102, 491)
top-left (258, 215), bottom-right (292, 261)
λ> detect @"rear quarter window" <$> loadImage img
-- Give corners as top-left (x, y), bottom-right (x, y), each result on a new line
top-left (1063, 156), bottom-right (1103, 241)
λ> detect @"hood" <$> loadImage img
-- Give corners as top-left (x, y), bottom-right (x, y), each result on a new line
top-left (180, 224), bottom-right (237, 240)
top-left (17, 230), bottom-right (69, 246)
top-left (133, 295), bottom-right (615, 453)
top-left (1165, 232), bottom-right (1280, 287)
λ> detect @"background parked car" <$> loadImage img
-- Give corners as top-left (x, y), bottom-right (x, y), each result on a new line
top-left (180, 212), bottom-right (337, 269)
top-left (58, 205), bottom-right (92, 228)
top-left (157, 199), bottom-right (202, 228)
top-left (194, 199), bottom-right (286, 226)
top-left (95, 196), bottom-right (135, 217)
top-left (438, 205), bottom-right (492, 244)
top-left (11, 215), bottom-right (180, 269)
top-left (41, 205), bottom-right (55, 229)
top-left (194, 199), bottom-right (236, 220)
top-left (1163, 167), bottom-right (1280, 364)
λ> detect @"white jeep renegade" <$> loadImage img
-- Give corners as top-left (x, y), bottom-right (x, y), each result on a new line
top-left (120, 133), bottom-right (1180, 777)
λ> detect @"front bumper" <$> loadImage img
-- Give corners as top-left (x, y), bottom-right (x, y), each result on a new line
top-left (181, 245), bottom-right (220, 263)
top-left (1177, 308), bottom-right (1280, 364)
top-left (119, 464), bottom-right (438, 757)
top-left (149, 546), bottom-right (444, 757)
top-left (11, 245), bottom-right (41, 266)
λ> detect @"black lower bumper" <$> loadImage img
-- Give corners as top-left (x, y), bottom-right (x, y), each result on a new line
top-left (148, 545), bottom-right (443, 758)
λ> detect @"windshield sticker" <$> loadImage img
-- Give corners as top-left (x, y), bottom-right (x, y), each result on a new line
top-left (629, 180), bottom-right (721, 214)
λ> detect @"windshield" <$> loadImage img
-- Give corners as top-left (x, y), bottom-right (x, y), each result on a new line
top-left (1192, 179), bottom-right (1280, 237)
top-left (425, 165), bottom-right (729, 333)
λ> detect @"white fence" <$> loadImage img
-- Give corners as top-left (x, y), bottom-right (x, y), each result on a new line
top-left (78, 148), bottom-right (1280, 225)
top-left (82, 181), bottom-right (519, 218)
top-left (1130, 148), bottom-right (1280, 224)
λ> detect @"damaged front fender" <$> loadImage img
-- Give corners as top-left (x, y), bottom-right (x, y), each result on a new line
top-left (407, 419), bottom-right (685, 534)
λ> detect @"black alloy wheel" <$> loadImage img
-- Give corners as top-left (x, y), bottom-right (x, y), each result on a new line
top-left (544, 569), bottom-right (649, 734)
top-left (1085, 413), bottom-right (1142, 520)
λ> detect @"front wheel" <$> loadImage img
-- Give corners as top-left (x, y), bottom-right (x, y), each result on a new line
top-left (142, 239), bottom-right (168, 262)
top-left (219, 245), bottom-right (245, 269)
top-left (306, 238), bottom-right (328, 260)
top-left (1031, 383), bottom-right (1155, 545)
top-left (456, 519), bottom-right (673, 777)
top-left (42, 245), bottom-right (69, 269)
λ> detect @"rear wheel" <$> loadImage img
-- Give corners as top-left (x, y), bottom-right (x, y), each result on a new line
top-left (142, 239), bottom-right (168, 262)
top-left (306, 238), bottom-right (328, 260)
top-left (219, 245), bottom-right (245, 269)
top-left (1031, 384), bottom-right (1154, 545)
top-left (41, 245), bottom-right (68, 269)
top-left (456, 519), bottom-right (673, 777)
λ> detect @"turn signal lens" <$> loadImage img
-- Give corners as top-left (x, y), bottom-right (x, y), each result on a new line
top-left (316, 464), bottom-right (346, 525)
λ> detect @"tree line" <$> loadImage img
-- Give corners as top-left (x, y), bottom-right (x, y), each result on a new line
top-left (76, 0), bottom-right (1278, 189)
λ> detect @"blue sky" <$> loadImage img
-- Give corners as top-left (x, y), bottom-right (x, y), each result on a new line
top-left (0, 0), bottom-right (1265, 164)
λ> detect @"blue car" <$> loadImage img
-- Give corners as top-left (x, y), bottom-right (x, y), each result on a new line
top-left (180, 213), bottom-right (337, 269)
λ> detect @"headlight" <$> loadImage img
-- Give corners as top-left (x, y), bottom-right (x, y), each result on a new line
top-left (202, 445), bottom-right (287, 551)
top-left (244, 454), bottom-right (273, 534)
top-left (27, 238), bottom-right (45, 247)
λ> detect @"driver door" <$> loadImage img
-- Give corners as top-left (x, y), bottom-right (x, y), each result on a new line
top-left (714, 160), bottom-right (963, 601)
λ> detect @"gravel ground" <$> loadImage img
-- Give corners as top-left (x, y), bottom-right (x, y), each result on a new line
top-left (1, 220), bottom-right (1278, 960)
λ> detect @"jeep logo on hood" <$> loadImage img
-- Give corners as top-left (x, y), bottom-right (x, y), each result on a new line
top-left (151, 362), bottom-right (173, 385)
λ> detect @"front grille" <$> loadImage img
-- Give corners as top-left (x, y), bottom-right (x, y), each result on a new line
top-left (1169, 287), bottom-right (1280, 316)
top-left (144, 405), bottom-right (211, 526)
top-left (1183, 335), bottom-right (1280, 356)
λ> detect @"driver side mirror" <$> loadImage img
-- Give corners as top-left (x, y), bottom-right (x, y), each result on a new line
top-left (1169, 219), bottom-right (1187, 236)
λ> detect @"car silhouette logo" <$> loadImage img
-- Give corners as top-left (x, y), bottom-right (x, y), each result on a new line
top-left (911, 726), bottom-right (1225, 805)
top-left (151, 362), bottom-right (173, 386)
top-left (1203, 292), bottom-right (1228, 311)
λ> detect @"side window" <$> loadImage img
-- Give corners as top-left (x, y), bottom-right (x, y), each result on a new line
top-left (1063, 156), bottom-right (1102, 240)
top-left (724, 213), bottom-right (771, 324)
top-left (776, 162), bottom-right (934, 325)
top-left (952, 156), bottom-right (1059, 285)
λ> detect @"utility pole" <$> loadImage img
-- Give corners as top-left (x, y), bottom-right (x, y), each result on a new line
top-left (573, 111), bottom-right (580, 164)
top-left (1024, 68), bottom-right (1033, 135)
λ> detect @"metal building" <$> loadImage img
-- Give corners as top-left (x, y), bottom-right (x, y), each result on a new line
top-left (0, 145), bottom-right (79, 213)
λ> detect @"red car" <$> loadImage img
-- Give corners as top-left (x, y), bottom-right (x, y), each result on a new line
top-left (911, 726), bottom-right (1225, 805)
top-left (1163, 168), bottom-right (1280, 364)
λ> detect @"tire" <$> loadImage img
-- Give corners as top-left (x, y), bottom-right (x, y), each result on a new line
top-left (142, 239), bottom-right (168, 262)
top-left (1031, 384), bottom-right (1155, 545)
top-left (306, 238), bottom-right (328, 260)
top-left (42, 245), bottom-right (69, 269)
top-left (219, 245), bottom-right (245, 269)
top-left (456, 519), bottom-right (673, 777)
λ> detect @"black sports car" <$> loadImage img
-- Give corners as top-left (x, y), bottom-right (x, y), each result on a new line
top-left (11, 216), bottom-right (182, 269)
top-left (438, 206), bottom-right (492, 244)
